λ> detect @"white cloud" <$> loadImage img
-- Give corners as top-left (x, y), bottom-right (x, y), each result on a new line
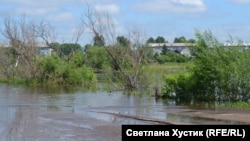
top-left (94, 4), bottom-right (120, 14)
top-left (15, 7), bottom-right (56, 16)
top-left (1, 0), bottom-right (82, 6)
top-left (1, 0), bottom-right (84, 17)
top-left (47, 12), bottom-right (75, 22)
top-left (134, 0), bottom-right (206, 14)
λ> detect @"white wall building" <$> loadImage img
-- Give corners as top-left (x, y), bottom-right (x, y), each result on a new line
top-left (1, 43), bottom-right (53, 56)
top-left (149, 43), bottom-right (194, 57)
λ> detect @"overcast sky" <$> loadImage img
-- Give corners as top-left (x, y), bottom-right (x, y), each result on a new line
top-left (1, 0), bottom-right (250, 45)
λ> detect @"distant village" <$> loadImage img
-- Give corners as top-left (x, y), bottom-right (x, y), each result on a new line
top-left (1, 41), bottom-right (249, 57)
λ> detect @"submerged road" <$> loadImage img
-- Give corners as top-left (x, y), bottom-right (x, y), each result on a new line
top-left (1, 105), bottom-right (250, 141)
top-left (0, 84), bottom-right (250, 141)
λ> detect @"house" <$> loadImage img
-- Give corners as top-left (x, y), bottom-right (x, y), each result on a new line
top-left (1, 43), bottom-right (53, 56)
top-left (149, 43), bottom-right (194, 57)
top-left (0, 44), bottom-right (11, 48)
top-left (39, 47), bottom-right (53, 56)
top-left (37, 44), bottom-right (53, 56)
top-left (178, 47), bottom-right (192, 57)
top-left (223, 42), bottom-right (250, 50)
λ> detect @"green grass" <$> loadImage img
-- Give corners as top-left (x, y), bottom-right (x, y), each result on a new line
top-left (218, 102), bottom-right (250, 110)
top-left (143, 62), bottom-right (193, 74)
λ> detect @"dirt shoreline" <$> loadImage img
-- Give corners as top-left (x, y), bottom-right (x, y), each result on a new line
top-left (179, 109), bottom-right (250, 124)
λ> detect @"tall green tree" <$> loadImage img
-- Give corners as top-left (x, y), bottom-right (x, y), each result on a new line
top-left (174, 36), bottom-right (187, 43)
top-left (82, 6), bottom-right (152, 90)
top-left (155, 36), bottom-right (167, 43)
top-left (146, 37), bottom-right (155, 43)
top-left (161, 44), bottom-right (168, 55)
top-left (174, 36), bottom-right (196, 43)
top-left (50, 43), bottom-right (82, 62)
top-left (117, 36), bottom-right (130, 47)
top-left (85, 46), bottom-right (111, 70)
top-left (93, 34), bottom-right (105, 47)
top-left (188, 39), bottom-right (196, 43)
top-left (60, 43), bottom-right (82, 56)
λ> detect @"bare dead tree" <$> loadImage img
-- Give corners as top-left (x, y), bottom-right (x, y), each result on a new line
top-left (35, 21), bottom-right (56, 45)
top-left (0, 45), bottom-right (15, 79)
top-left (36, 21), bottom-right (84, 62)
top-left (81, 5), bottom-right (150, 90)
top-left (0, 16), bottom-right (40, 79)
top-left (0, 13), bottom-right (87, 82)
top-left (73, 25), bottom-right (85, 44)
top-left (126, 27), bottom-right (149, 89)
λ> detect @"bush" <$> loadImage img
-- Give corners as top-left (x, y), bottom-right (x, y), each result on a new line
top-left (163, 30), bottom-right (250, 102)
top-left (37, 54), bottom-right (97, 86)
top-left (155, 52), bottom-right (191, 64)
top-left (85, 46), bottom-right (111, 70)
top-left (163, 72), bottom-right (194, 101)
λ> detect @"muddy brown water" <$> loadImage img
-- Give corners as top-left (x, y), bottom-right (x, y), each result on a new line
top-left (0, 84), bottom-right (249, 141)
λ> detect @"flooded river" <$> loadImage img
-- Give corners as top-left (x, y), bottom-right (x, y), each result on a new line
top-left (0, 84), bottom-right (249, 141)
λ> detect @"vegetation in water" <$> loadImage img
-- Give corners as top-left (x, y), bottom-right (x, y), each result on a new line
top-left (37, 52), bottom-right (97, 86)
top-left (0, 13), bottom-right (249, 108)
top-left (163, 30), bottom-right (250, 103)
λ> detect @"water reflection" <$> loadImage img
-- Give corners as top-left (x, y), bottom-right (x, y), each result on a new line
top-left (0, 84), bottom-right (248, 140)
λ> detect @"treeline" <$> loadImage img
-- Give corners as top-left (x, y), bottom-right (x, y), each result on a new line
top-left (84, 36), bottom-right (195, 71)
top-left (0, 15), bottom-right (191, 87)
top-left (1, 13), bottom-right (249, 103)
top-left (146, 36), bottom-right (196, 44)
top-left (0, 14), bottom-right (195, 90)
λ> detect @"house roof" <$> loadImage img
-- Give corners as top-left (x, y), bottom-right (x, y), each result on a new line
top-left (149, 43), bottom-right (194, 47)
top-left (0, 43), bottom-right (49, 48)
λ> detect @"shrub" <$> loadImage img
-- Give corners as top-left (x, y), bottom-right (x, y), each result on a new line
top-left (155, 52), bottom-right (191, 64)
top-left (37, 54), bottom-right (96, 86)
top-left (163, 30), bottom-right (250, 102)
top-left (85, 46), bottom-right (111, 70)
top-left (163, 72), bottom-right (194, 101)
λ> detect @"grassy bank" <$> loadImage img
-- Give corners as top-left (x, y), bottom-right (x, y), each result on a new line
top-left (143, 62), bottom-right (193, 74)
top-left (218, 102), bottom-right (250, 110)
